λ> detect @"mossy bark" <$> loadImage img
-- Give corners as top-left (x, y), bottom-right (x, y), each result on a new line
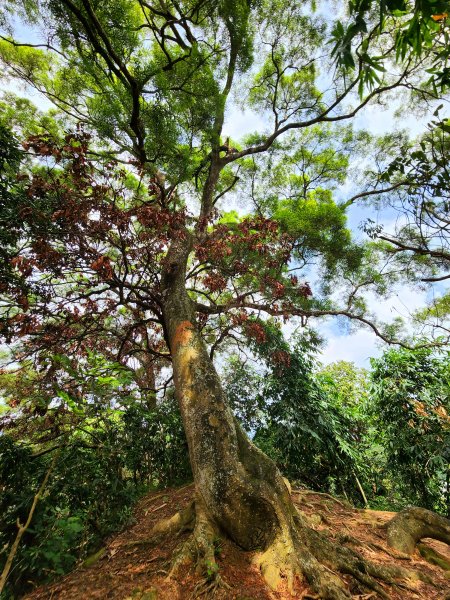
top-left (387, 507), bottom-right (450, 555)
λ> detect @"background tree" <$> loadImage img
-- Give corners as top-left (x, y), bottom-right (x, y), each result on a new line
top-left (370, 346), bottom-right (450, 515)
top-left (0, 351), bottom-right (190, 598)
top-left (358, 117), bottom-right (450, 343)
top-left (225, 324), bottom-right (363, 501)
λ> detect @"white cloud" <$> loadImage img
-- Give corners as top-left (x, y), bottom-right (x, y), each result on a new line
top-left (1, 79), bottom-right (54, 112)
top-left (315, 284), bottom-right (433, 367)
top-left (224, 107), bottom-right (266, 141)
top-left (354, 99), bottom-right (440, 137)
top-left (319, 327), bottom-right (382, 367)
top-left (366, 286), bottom-right (427, 322)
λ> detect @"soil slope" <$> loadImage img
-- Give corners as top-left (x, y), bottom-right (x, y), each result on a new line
top-left (24, 484), bottom-right (450, 599)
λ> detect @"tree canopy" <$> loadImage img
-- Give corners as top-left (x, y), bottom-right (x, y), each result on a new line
top-left (0, 0), bottom-right (449, 368)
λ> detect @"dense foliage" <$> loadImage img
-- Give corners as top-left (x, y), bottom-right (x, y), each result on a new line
top-left (226, 337), bottom-right (450, 514)
top-left (2, 334), bottom-right (450, 595)
top-left (225, 324), bottom-right (363, 499)
top-left (0, 356), bottom-right (190, 598)
top-left (370, 347), bottom-right (450, 514)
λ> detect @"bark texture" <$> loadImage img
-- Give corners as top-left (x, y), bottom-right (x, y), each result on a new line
top-left (161, 231), bottom-right (294, 552)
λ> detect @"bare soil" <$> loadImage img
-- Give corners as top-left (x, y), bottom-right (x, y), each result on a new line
top-left (23, 484), bottom-right (450, 599)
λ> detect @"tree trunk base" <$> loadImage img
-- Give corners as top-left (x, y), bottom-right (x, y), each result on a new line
top-left (167, 498), bottom-right (232, 597)
top-left (153, 496), bottom-right (433, 599)
top-left (418, 542), bottom-right (450, 572)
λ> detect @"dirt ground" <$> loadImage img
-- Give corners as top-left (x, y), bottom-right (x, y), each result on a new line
top-left (23, 483), bottom-right (450, 599)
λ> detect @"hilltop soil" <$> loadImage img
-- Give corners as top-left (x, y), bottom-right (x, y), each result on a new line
top-left (24, 484), bottom-right (450, 599)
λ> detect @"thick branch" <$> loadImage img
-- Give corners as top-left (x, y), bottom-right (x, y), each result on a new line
top-left (340, 181), bottom-right (409, 208)
top-left (195, 300), bottom-right (449, 349)
top-left (378, 234), bottom-right (450, 262)
top-left (223, 76), bottom-right (410, 164)
top-left (387, 507), bottom-right (450, 555)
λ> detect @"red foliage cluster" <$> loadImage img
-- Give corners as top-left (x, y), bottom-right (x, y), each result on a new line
top-left (230, 311), bottom-right (249, 326)
top-left (4, 129), bottom-right (315, 365)
top-left (258, 276), bottom-right (311, 301)
top-left (202, 272), bottom-right (228, 292)
top-left (23, 131), bottom-right (91, 163)
top-left (231, 259), bottom-right (248, 274)
top-left (10, 256), bottom-right (34, 277)
top-left (147, 176), bottom-right (163, 198)
top-left (238, 217), bottom-right (278, 236)
top-left (91, 256), bottom-right (114, 280)
top-left (3, 313), bottom-right (39, 338)
top-left (271, 349), bottom-right (291, 368)
top-left (298, 282), bottom-right (312, 298)
top-left (136, 205), bottom-right (186, 232)
top-left (194, 224), bottom-right (233, 263)
top-left (23, 135), bottom-right (60, 157)
top-left (194, 217), bottom-right (291, 275)
top-left (26, 174), bottom-right (54, 199)
top-left (244, 321), bottom-right (267, 343)
top-left (17, 294), bottom-right (29, 311)
top-left (236, 218), bottom-right (280, 255)
top-left (262, 276), bottom-right (286, 299)
top-left (31, 239), bottom-right (62, 271)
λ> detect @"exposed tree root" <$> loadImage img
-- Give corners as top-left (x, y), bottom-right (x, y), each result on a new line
top-left (417, 542), bottom-right (450, 572)
top-left (293, 489), bottom-right (349, 510)
top-left (192, 576), bottom-right (230, 598)
top-left (387, 507), bottom-right (450, 555)
top-left (150, 500), bottom-right (196, 539)
top-left (145, 497), bottom-right (437, 599)
top-left (167, 498), bottom-right (231, 597)
top-left (124, 501), bottom-right (195, 548)
top-left (336, 532), bottom-right (412, 561)
top-left (252, 510), bottom-right (430, 599)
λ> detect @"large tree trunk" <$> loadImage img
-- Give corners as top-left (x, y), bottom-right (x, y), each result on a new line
top-left (159, 233), bottom-right (436, 599)
top-left (161, 232), bottom-right (294, 551)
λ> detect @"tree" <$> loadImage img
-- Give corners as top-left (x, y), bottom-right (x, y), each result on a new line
top-left (370, 346), bottom-right (450, 515)
top-left (0, 350), bottom-right (190, 597)
top-left (1, 1), bottom-right (449, 597)
top-left (224, 325), bottom-right (363, 500)
top-left (360, 116), bottom-right (450, 341)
